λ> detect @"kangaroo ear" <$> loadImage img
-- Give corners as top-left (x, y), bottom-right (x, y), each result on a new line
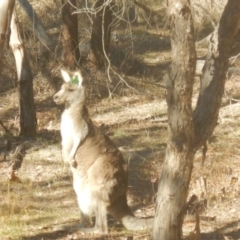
top-left (60, 69), bottom-right (71, 82)
top-left (73, 71), bottom-right (83, 87)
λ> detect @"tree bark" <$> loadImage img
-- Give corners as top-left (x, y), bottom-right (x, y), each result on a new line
top-left (153, 0), bottom-right (240, 239)
top-left (196, 28), bottom-right (240, 56)
top-left (61, 0), bottom-right (80, 68)
top-left (17, 0), bottom-right (54, 51)
top-left (193, 0), bottom-right (240, 148)
top-left (10, 11), bottom-right (36, 138)
top-left (153, 0), bottom-right (196, 239)
top-left (88, 0), bottom-right (113, 69)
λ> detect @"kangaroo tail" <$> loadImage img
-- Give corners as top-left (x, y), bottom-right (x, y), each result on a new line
top-left (121, 214), bottom-right (153, 231)
top-left (109, 195), bottom-right (153, 231)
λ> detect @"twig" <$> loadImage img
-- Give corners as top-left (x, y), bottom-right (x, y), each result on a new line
top-left (100, 2), bottom-right (139, 97)
top-left (202, 141), bottom-right (208, 166)
top-left (229, 53), bottom-right (240, 64)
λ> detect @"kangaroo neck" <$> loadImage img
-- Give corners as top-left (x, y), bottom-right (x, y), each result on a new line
top-left (64, 102), bottom-right (90, 123)
top-left (65, 100), bottom-right (84, 112)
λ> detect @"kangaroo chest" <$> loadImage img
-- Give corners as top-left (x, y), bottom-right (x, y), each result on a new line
top-left (61, 110), bottom-right (75, 142)
top-left (60, 109), bottom-right (89, 162)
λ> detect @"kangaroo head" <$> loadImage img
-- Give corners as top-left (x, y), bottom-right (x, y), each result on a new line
top-left (53, 69), bottom-right (85, 107)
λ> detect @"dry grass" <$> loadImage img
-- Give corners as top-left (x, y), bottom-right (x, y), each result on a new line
top-left (1, 1), bottom-right (240, 239)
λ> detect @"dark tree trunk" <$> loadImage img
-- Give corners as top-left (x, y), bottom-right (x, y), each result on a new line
top-left (197, 28), bottom-right (240, 57)
top-left (193, 1), bottom-right (240, 148)
top-left (10, 11), bottom-right (36, 138)
top-left (17, 0), bottom-right (54, 51)
top-left (88, 0), bottom-right (113, 69)
top-left (61, 0), bottom-right (80, 68)
top-left (153, 0), bottom-right (240, 239)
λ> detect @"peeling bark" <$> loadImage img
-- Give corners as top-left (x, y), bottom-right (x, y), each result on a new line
top-left (153, 0), bottom-right (196, 239)
top-left (0, 0), bottom-right (15, 70)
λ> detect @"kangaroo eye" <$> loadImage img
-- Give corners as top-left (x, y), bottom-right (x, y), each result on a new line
top-left (68, 88), bottom-right (75, 92)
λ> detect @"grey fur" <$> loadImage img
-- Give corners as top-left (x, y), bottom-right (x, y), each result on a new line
top-left (53, 69), bottom-right (153, 233)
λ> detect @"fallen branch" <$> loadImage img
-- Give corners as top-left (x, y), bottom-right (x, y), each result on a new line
top-left (0, 120), bottom-right (13, 135)
top-left (8, 142), bottom-right (28, 181)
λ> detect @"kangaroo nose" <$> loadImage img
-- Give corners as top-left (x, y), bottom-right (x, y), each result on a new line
top-left (53, 94), bottom-right (58, 101)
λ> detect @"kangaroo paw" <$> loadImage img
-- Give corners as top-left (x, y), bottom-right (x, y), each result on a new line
top-left (78, 227), bottom-right (108, 235)
top-left (69, 157), bottom-right (77, 168)
top-left (71, 160), bottom-right (77, 168)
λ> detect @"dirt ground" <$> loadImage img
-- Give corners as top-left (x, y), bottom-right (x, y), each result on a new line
top-left (1, 72), bottom-right (240, 240)
top-left (1, 1), bottom-right (240, 240)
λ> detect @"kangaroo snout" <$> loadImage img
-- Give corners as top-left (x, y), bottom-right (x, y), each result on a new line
top-left (53, 93), bottom-right (60, 104)
top-left (53, 89), bottom-right (66, 105)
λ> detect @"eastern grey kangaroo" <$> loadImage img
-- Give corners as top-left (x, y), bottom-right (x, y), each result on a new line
top-left (53, 69), bottom-right (153, 233)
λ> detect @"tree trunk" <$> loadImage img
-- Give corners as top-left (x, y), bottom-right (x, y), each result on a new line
top-left (17, 0), bottom-right (54, 51)
top-left (61, 0), bottom-right (80, 68)
top-left (193, 0), bottom-right (240, 148)
top-left (196, 28), bottom-right (240, 56)
top-left (88, 0), bottom-right (113, 69)
top-left (10, 11), bottom-right (36, 138)
top-left (153, 0), bottom-right (240, 239)
top-left (153, 0), bottom-right (196, 239)
top-left (0, 0), bottom-right (15, 70)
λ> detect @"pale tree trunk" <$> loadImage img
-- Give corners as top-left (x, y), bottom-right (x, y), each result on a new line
top-left (10, 11), bottom-right (36, 138)
top-left (0, 0), bottom-right (15, 70)
top-left (0, 0), bottom-right (36, 137)
top-left (153, 0), bottom-right (240, 239)
top-left (61, 0), bottom-right (80, 68)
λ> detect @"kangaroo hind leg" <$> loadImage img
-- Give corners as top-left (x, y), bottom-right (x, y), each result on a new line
top-left (93, 201), bottom-right (108, 234)
top-left (77, 202), bottom-right (108, 234)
